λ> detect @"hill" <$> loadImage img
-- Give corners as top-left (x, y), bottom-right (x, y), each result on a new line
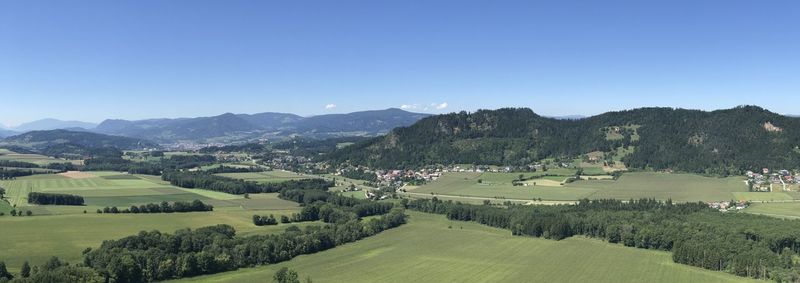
top-left (0, 130), bottom-right (159, 156)
top-left (326, 106), bottom-right (800, 175)
top-left (95, 109), bottom-right (430, 143)
top-left (0, 129), bottom-right (17, 138)
top-left (12, 118), bottom-right (97, 132)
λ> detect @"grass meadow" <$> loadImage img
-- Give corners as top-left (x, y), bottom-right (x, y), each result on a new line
top-left (410, 171), bottom-right (758, 202)
top-left (175, 212), bottom-right (752, 283)
top-left (216, 170), bottom-right (310, 183)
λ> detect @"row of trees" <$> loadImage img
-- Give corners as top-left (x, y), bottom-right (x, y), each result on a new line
top-left (0, 257), bottom-right (103, 282)
top-left (205, 165), bottom-right (265, 174)
top-left (83, 208), bottom-right (407, 282)
top-left (405, 197), bottom-right (800, 281)
top-left (162, 171), bottom-right (334, 194)
top-left (27, 192), bottom-right (84, 205)
top-left (252, 214), bottom-right (279, 226)
top-left (97, 200), bottom-right (213, 214)
top-left (0, 168), bottom-right (34, 180)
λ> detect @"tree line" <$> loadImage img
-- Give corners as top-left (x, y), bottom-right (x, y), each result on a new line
top-left (162, 171), bottom-right (334, 194)
top-left (405, 197), bottom-right (800, 281)
top-left (27, 192), bottom-right (84, 205)
top-left (97, 200), bottom-right (213, 214)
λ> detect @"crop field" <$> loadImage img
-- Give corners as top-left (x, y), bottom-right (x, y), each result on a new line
top-left (216, 170), bottom-right (310, 183)
top-left (176, 212), bottom-right (751, 283)
top-left (411, 172), bottom-right (758, 202)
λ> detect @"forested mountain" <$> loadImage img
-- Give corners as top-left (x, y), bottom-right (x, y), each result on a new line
top-left (94, 109), bottom-right (429, 143)
top-left (12, 118), bottom-right (97, 132)
top-left (326, 106), bottom-right (800, 175)
top-left (296, 108), bottom-right (431, 133)
top-left (0, 130), bottom-right (158, 155)
top-left (0, 129), bottom-right (17, 138)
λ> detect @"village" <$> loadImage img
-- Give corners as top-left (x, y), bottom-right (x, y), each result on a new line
top-left (745, 168), bottom-right (800, 192)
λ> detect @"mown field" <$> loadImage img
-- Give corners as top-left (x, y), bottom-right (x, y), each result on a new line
top-left (176, 212), bottom-right (752, 283)
top-left (410, 171), bottom-right (764, 202)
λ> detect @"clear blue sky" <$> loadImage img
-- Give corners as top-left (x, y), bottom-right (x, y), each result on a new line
top-left (1, 0), bottom-right (799, 126)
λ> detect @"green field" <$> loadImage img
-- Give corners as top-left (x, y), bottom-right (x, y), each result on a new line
top-left (0, 172), bottom-right (302, 215)
top-left (745, 202), bottom-right (800, 219)
top-left (0, 171), bottom-right (306, 273)
top-left (176, 212), bottom-right (751, 283)
top-left (216, 170), bottom-right (310, 183)
top-left (567, 172), bottom-right (749, 202)
top-left (0, 148), bottom-right (82, 165)
top-left (0, 209), bottom-right (313, 273)
top-left (412, 171), bottom-right (758, 202)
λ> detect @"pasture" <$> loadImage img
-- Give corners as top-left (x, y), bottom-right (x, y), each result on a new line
top-left (412, 172), bottom-right (597, 201)
top-left (566, 172), bottom-right (748, 202)
top-left (176, 212), bottom-right (752, 283)
top-left (412, 171), bottom-right (756, 202)
top-left (216, 170), bottom-right (310, 183)
top-left (745, 202), bottom-right (800, 219)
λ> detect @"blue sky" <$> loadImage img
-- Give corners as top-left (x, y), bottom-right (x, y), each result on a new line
top-left (1, 0), bottom-right (799, 126)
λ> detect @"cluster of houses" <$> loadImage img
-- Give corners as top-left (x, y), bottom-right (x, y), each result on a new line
top-left (746, 168), bottom-right (800, 192)
top-left (707, 200), bottom-right (749, 212)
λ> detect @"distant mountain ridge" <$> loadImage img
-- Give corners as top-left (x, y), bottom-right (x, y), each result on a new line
top-left (0, 129), bottom-right (17, 138)
top-left (0, 129), bottom-right (159, 156)
top-left (326, 106), bottom-right (800, 175)
top-left (12, 118), bottom-right (97, 132)
top-left (94, 108), bottom-right (430, 143)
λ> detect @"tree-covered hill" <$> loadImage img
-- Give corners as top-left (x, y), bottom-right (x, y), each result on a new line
top-left (325, 106), bottom-right (800, 175)
top-left (0, 129), bottom-right (158, 156)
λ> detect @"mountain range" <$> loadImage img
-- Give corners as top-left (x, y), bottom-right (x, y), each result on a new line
top-left (326, 106), bottom-right (800, 175)
top-left (0, 129), bottom-right (159, 157)
top-left (1, 109), bottom-right (430, 144)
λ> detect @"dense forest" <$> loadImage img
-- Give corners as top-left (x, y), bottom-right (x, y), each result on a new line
top-left (326, 106), bottom-right (800, 176)
top-left (406, 198), bottom-right (800, 281)
top-left (161, 171), bottom-right (334, 194)
top-left (27, 192), bottom-right (84, 205)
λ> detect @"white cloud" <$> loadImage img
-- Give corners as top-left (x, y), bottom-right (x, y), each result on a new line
top-left (434, 102), bottom-right (448, 110)
top-left (400, 104), bottom-right (419, 110)
top-left (325, 104), bottom-right (337, 110)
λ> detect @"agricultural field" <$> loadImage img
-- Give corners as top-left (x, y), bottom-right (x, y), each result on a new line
top-left (0, 148), bottom-right (82, 165)
top-left (176, 212), bottom-right (752, 283)
top-left (0, 171), bottom-right (307, 273)
top-left (216, 170), bottom-right (310, 183)
top-left (566, 172), bottom-right (750, 202)
top-left (410, 171), bottom-right (760, 202)
top-left (744, 202), bottom-right (800, 219)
